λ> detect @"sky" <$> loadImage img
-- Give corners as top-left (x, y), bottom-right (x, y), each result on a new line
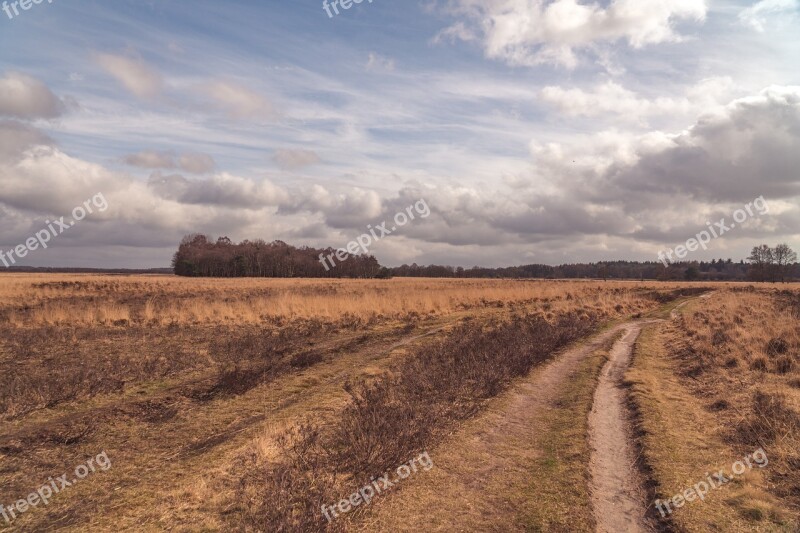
top-left (0, 0), bottom-right (798, 268)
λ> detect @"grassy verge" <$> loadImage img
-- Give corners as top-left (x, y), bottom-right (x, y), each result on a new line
top-left (626, 320), bottom-right (794, 532)
top-left (518, 333), bottom-right (621, 532)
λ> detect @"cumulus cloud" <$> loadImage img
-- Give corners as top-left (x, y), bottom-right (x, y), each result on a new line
top-left (281, 186), bottom-right (384, 229)
top-left (438, 0), bottom-right (707, 67)
top-left (539, 77), bottom-right (734, 120)
top-left (0, 72), bottom-right (65, 119)
top-left (365, 86), bottom-right (800, 254)
top-left (94, 53), bottom-right (164, 99)
top-left (203, 81), bottom-right (275, 119)
top-left (147, 172), bottom-right (287, 208)
top-left (739, 0), bottom-right (798, 32)
top-left (0, 120), bottom-right (53, 161)
top-left (273, 149), bottom-right (321, 170)
top-left (601, 85), bottom-right (800, 204)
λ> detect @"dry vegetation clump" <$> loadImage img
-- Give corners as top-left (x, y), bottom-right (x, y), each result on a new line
top-left (669, 288), bottom-right (800, 518)
top-left (232, 310), bottom-right (598, 531)
top-left (0, 322), bottom-right (332, 420)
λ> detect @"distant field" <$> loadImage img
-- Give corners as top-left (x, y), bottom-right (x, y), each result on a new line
top-left (0, 275), bottom-right (797, 532)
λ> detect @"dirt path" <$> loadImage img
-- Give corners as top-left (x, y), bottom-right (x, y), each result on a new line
top-left (588, 323), bottom-right (654, 533)
top-left (352, 324), bottom-right (630, 532)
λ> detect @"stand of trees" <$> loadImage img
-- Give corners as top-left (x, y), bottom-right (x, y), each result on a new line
top-left (172, 235), bottom-right (381, 278)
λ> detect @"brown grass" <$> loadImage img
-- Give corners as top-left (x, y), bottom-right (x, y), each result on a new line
top-left (628, 287), bottom-right (800, 532)
top-left (0, 274), bottom-right (721, 531)
top-left (0, 274), bottom-right (715, 327)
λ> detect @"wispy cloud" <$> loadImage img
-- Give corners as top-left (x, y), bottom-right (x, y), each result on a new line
top-left (93, 53), bottom-right (164, 100)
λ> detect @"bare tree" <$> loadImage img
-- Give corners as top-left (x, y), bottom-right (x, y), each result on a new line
top-left (747, 244), bottom-right (774, 282)
top-left (773, 243), bottom-right (798, 283)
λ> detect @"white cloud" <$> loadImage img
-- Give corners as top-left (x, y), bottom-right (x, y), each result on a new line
top-left (739, 0), bottom-right (798, 32)
top-left (203, 81), bottom-right (275, 119)
top-left (94, 53), bottom-right (164, 100)
top-left (439, 0), bottom-right (707, 68)
top-left (539, 77), bottom-right (734, 120)
top-left (528, 85), bottom-right (800, 217)
top-left (147, 172), bottom-right (287, 208)
top-left (0, 72), bottom-right (65, 119)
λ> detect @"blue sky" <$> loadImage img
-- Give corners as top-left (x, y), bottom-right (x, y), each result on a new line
top-left (0, 0), bottom-right (799, 268)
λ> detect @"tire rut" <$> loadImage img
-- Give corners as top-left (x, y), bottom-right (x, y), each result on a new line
top-left (588, 322), bottom-right (656, 533)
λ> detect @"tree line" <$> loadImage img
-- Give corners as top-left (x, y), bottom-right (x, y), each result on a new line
top-left (172, 235), bottom-right (797, 281)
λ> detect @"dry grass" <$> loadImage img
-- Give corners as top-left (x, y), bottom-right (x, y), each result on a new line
top-left (627, 288), bottom-right (800, 532)
top-left (0, 274), bottom-right (719, 531)
top-left (0, 274), bottom-right (715, 327)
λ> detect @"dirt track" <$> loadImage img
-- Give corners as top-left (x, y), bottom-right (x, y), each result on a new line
top-left (588, 323), bottom-right (654, 533)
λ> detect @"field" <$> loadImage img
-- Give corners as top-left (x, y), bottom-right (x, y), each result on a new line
top-left (0, 275), bottom-right (798, 532)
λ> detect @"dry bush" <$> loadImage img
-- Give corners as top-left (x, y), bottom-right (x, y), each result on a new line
top-left (751, 356), bottom-right (769, 372)
top-left (234, 311), bottom-right (597, 531)
top-left (0, 324), bottom-right (320, 419)
top-left (736, 391), bottom-right (800, 446)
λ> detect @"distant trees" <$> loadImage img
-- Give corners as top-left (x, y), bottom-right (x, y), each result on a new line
top-left (747, 244), bottom-right (798, 282)
top-left (171, 235), bottom-right (798, 281)
top-left (388, 257), bottom-right (797, 282)
top-left (172, 234), bottom-right (381, 278)
top-left (389, 260), bottom-right (754, 281)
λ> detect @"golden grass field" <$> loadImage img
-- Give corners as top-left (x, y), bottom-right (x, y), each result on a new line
top-left (0, 275), bottom-right (797, 532)
top-left (0, 274), bottom-right (707, 327)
